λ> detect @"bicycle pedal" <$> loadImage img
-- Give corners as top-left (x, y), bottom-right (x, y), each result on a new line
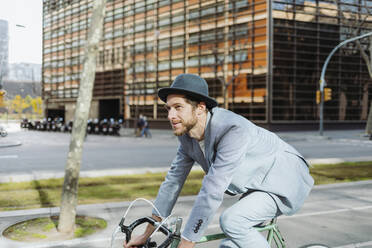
top-left (148, 241), bottom-right (157, 247)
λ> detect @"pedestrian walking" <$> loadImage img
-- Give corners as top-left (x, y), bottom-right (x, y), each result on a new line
top-left (136, 114), bottom-right (145, 137)
top-left (140, 116), bottom-right (151, 138)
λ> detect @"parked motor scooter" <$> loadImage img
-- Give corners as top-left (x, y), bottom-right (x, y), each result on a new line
top-left (111, 118), bottom-right (122, 136)
top-left (37, 118), bottom-right (48, 131)
top-left (93, 119), bottom-right (100, 134)
top-left (100, 119), bottom-right (109, 135)
top-left (27, 120), bottom-right (36, 130)
top-left (56, 117), bottom-right (64, 132)
top-left (66, 120), bottom-right (73, 132)
top-left (108, 118), bottom-right (115, 135)
top-left (87, 119), bottom-right (93, 134)
top-left (21, 118), bottom-right (29, 129)
top-left (35, 120), bottom-right (41, 130)
top-left (46, 118), bottom-right (52, 131)
top-left (0, 126), bottom-right (7, 137)
top-left (51, 118), bottom-right (58, 132)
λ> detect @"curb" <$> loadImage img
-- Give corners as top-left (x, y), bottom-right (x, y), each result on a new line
top-left (0, 141), bottom-right (22, 148)
top-left (1, 156), bottom-right (372, 183)
top-left (0, 166), bottom-right (203, 183)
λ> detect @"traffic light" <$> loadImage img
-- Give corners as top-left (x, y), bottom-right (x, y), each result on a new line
top-left (316, 90), bottom-right (320, 104)
top-left (324, 87), bottom-right (332, 102)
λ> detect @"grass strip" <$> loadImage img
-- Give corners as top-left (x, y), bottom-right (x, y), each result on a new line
top-left (0, 161), bottom-right (371, 211)
top-left (3, 215), bottom-right (106, 241)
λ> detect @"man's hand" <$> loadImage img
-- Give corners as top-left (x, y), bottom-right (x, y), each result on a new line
top-left (123, 214), bottom-right (161, 248)
top-left (177, 238), bottom-right (195, 248)
top-left (123, 234), bottom-right (147, 248)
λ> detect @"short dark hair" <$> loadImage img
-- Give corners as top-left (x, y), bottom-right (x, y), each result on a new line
top-left (183, 95), bottom-right (208, 112)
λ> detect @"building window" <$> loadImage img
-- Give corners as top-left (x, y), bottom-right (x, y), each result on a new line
top-left (159, 16), bottom-right (171, 27)
top-left (187, 57), bottom-right (199, 67)
top-left (158, 61), bottom-right (170, 71)
top-left (200, 55), bottom-right (215, 66)
top-left (172, 36), bottom-right (184, 48)
top-left (159, 39), bottom-right (170, 50)
top-left (171, 59), bottom-right (184, 69)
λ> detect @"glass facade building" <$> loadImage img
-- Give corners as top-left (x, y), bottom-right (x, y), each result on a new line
top-left (0, 19), bottom-right (9, 86)
top-left (42, 0), bottom-right (372, 127)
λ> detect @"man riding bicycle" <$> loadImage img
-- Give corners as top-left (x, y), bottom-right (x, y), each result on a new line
top-left (124, 74), bottom-right (314, 248)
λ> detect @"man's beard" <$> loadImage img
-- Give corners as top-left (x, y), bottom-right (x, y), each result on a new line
top-left (173, 113), bottom-right (197, 136)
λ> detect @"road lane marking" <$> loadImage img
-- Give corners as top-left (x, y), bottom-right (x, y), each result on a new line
top-left (281, 205), bottom-right (372, 219)
top-left (307, 156), bottom-right (372, 165)
top-left (0, 155), bottom-right (18, 159)
top-left (334, 240), bottom-right (372, 248)
top-left (206, 205), bottom-right (372, 230)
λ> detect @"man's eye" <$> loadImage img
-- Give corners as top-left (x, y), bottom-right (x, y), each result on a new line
top-left (175, 106), bottom-right (182, 110)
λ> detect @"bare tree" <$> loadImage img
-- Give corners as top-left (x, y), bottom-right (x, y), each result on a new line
top-left (58, 0), bottom-right (107, 234)
top-left (333, 0), bottom-right (372, 134)
top-left (213, 41), bottom-right (247, 109)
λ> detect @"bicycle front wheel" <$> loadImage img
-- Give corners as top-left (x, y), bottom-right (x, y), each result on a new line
top-left (299, 244), bottom-right (330, 248)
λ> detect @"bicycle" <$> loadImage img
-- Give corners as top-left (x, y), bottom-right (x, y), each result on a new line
top-left (111, 198), bottom-right (329, 248)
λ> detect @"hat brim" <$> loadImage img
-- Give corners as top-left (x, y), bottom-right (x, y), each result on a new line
top-left (158, 87), bottom-right (217, 109)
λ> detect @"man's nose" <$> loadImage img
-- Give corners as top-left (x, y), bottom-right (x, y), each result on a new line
top-left (168, 108), bottom-right (176, 120)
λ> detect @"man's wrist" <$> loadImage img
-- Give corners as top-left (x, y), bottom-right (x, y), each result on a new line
top-left (144, 214), bottom-right (162, 236)
top-left (152, 214), bottom-right (162, 222)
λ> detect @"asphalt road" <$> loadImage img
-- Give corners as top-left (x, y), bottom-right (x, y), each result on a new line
top-left (1, 127), bottom-right (372, 182)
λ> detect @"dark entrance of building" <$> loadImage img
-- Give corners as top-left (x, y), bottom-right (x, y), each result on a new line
top-left (47, 109), bottom-right (65, 121)
top-left (99, 99), bottom-right (120, 120)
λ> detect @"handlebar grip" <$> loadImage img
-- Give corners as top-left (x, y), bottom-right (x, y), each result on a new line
top-left (119, 216), bottom-right (177, 248)
top-left (137, 241), bottom-right (157, 248)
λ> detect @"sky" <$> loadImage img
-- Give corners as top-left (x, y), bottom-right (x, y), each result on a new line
top-left (0, 0), bottom-right (43, 64)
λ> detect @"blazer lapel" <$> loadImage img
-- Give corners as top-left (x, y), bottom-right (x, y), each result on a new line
top-left (204, 110), bottom-right (214, 168)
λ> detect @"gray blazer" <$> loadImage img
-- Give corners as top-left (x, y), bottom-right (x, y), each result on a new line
top-left (153, 107), bottom-right (314, 242)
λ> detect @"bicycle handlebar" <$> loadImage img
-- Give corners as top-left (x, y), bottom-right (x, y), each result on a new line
top-left (118, 216), bottom-right (180, 248)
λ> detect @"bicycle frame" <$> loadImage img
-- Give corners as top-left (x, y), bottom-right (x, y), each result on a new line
top-left (117, 198), bottom-right (286, 248)
top-left (169, 218), bottom-right (285, 248)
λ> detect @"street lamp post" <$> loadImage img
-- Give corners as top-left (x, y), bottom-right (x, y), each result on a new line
top-left (319, 31), bottom-right (372, 136)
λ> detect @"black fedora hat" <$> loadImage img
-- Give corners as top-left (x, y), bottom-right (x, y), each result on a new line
top-left (158, 74), bottom-right (217, 109)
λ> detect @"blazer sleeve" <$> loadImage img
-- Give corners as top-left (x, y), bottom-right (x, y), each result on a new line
top-left (182, 124), bottom-right (249, 242)
top-left (152, 143), bottom-right (195, 218)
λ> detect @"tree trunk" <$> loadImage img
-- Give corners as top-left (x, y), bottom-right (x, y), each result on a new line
top-left (58, 0), bottom-right (107, 234)
top-left (361, 83), bottom-right (369, 120)
top-left (339, 91), bottom-right (347, 121)
top-left (223, 85), bottom-right (229, 109)
top-left (366, 101), bottom-right (372, 135)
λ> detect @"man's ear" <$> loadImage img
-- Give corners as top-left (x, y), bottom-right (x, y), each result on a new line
top-left (197, 102), bottom-right (207, 114)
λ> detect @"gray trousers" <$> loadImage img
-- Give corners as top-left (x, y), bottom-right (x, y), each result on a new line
top-left (219, 191), bottom-right (281, 248)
